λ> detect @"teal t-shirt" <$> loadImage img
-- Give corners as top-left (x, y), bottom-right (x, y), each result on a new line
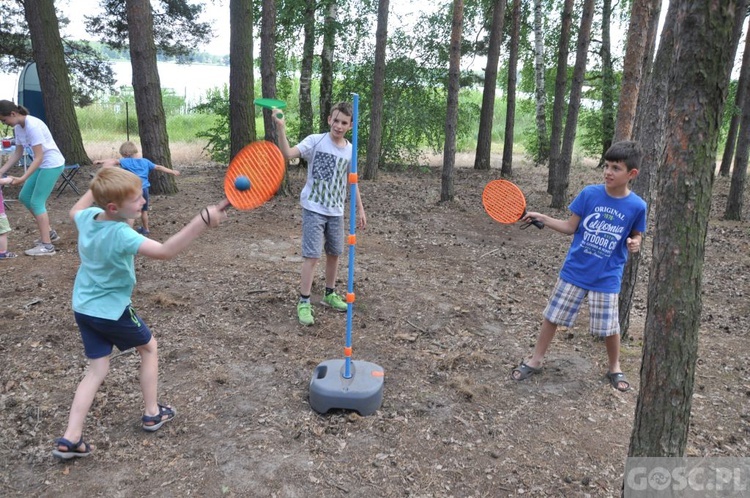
top-left (72, 207), bottom-right (146, 320)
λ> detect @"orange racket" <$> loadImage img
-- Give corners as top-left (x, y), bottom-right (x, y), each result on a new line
top-left (482, 179), bottom-right (544, 229)
top-left (224, 141), bottom-right (285, 210)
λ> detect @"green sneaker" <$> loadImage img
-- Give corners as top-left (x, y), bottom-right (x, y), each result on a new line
top-left (297, 302), bottom-right (314, 326)
top-left (321, 292), bottom-right (347, 312)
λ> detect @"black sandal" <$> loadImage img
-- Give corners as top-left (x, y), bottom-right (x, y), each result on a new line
top-left (511, 362), bottom-right (542, 381)
top-left (52, 437), bottom-right (92, 459)
top-left (606, 371), bottom-right (631, 392)
top-left (142, 403), bottom-right (176, 432)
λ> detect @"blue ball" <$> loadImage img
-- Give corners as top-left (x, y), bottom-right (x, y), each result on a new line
top-left (235, 175), bottom-right (251, 191)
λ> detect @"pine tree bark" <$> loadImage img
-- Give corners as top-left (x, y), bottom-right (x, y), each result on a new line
top-left (613, 0), bottom-right (661, 143)
top-left (363, 0), bottom-right (390, 181)
top-left (549, 0), bottom-right (595, 208)
top-left (441, 0), bottom-right (464, 202)
top-left (501, 0), bottom-right (521, 177)
top-left (547, 0), bottom-right (574, 194)
top-left (260, 0), bottom-right (278, 144)
top-left (319, 1), bottom-right (337, 132)
top-left (720, 20), bottom-right (750, 177)
top-left (229, 0), bottom-right (255, 159)
top-left (629, 0), bottom-right (738, 457)
top-left (298, 0), bottom-right (316, 142)
top-left (599, 0), bottom-right (614, 162)
top-left (473, 0), bottom-right (506, 172)
top-left (23, 0), bottom-right (89, 166)
top-left (126, 0), bottom-right (176, 195)
top-left (532, 0), bottom-right (548, 165)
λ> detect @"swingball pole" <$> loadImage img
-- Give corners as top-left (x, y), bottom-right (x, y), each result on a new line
top-left (342, 95), bottom-right (360, 379)
top-left (308, 94), bottom-right (384, 415)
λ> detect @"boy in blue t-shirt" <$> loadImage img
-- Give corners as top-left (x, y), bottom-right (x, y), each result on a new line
top-left (511, 141), bottom-right (647, 392)
top-left (94, 141), bottom-right (180, 235)
top-left (52, 167), bottom-right (229, 460)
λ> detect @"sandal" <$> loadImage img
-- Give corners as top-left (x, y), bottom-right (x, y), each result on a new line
top-left (52, 437), bottom-right (92, 460)
top-left (0, 251), bottom-right (17, 259)
top-left (142, 403), bottom-right (176, 432)
top-left (606, 371), bottom-right (631, 392)
top-left (511, 361), bottom-right (542, 381)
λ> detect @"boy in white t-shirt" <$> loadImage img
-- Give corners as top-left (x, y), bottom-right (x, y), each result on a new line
top-left (275, 102), bottom-right (366, 326)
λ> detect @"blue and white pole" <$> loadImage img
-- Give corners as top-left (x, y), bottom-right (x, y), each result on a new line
top-left (343, 93), bottom-right (359, 379)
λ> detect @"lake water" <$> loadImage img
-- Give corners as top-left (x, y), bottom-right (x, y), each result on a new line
top-left (0, 60), bottom-right (231, 107)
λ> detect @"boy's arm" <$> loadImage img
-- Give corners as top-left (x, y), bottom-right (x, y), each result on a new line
top-left (354, 185), bottom-right (366, 229)
top-left (523, 211), bottom-right (580, 235)
top-left (154, 164), bottom-right (180, 176)
top-left (626, 231), bottom-right (643, 253)
top-left (272, 113), bottom-right (301, 160)
top-left (70, 190), bottom-right (96, 221)
top-left (137, 199), bottom-right (230, 260)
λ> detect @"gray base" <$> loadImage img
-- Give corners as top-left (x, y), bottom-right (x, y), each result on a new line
top-left (309, 359), bottom-right (384, 416)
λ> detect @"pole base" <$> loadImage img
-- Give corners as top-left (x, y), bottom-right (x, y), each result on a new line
top-left (309, 359), bottom-right (384, 416)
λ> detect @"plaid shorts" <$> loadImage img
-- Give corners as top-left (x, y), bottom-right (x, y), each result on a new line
top-left (543, 278), bottom-right (620, 337)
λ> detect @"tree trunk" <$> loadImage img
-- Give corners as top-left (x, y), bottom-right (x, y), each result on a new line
top-left (363, 0), bottom-right (390, 181)
top-left (473, 0), bottom-right (506, 171)
top-left (613, 0), bottom-right (661, 143)
top-left (441, 0), bottom-right (464, 203)
top-left (319, 0), bottom-right (337, 132)
top-left (298, 0), bottom-right (316, 142)
top-left (532, 0), bottom-right (548, 166)
top-left (725, 44), bottom-right (750, 220)
top-left (547, 0), bottom-right (574, 194)
top-left (126, 0), bottom-right (176, 195)
top-left (260, 0), bottom-right (278, 144)
top-left (618, 0), bottom-right (667, 339)
top-left (629, 0), bottom-right (737, 458)
top-left (500, 0), bottom-right (521, 178)
top-left (599, 0), bottom-right (615, 166)
top-left (23, 0), bottom-right (89, 166)
top-left (549, 0), bottom-right (595, 208)
top-left (229, 0), bottom-right (255, 159)
top-left (720, 19), bottom-right (750, 177)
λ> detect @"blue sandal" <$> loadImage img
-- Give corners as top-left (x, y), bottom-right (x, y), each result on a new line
top-left (142, 403), bottom-right (176, 432)
top-left (52, 437), bottom-right (92, 460)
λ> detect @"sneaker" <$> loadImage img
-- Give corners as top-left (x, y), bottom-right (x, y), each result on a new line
top-left (297, 302), bottom-right (314, 326)
top-left (34, 229), bottom-right (60, 245)
top-left (0, 251), bottom-right (17, 259)
top-left (25, 244), bottom-right (56, 256)
top-left (321, 292), bottom-right (347, 312)
top-left (136, 227), bottom-right (151, 235)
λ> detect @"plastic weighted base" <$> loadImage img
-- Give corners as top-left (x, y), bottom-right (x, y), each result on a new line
top-left (309, 359), bottom-right (384, 416)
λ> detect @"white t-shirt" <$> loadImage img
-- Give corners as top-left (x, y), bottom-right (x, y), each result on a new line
top-left (14, 115), bottom-right (65, 169)
top-left (297, 133), bottom-right (352, 217)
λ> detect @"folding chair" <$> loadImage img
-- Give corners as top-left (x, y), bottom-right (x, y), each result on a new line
top-left (56, 163), bottom-right (81, 198)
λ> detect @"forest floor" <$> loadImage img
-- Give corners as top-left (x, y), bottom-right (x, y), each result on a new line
top-left (1, 150), bottom-right (749, 497)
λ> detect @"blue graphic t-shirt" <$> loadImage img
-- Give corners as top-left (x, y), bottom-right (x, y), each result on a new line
top-left (559, 185), bottom-right (647, 293)
top-left (119, 157), bottom-right (157, 189)
top-left (297, 133), bottom-right (352, 216)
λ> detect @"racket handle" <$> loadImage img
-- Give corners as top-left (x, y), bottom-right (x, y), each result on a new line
top-left (521, 218), bottom-right (545, 230)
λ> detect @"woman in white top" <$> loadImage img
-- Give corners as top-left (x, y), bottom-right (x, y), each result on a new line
top-left (0, 100), bottom-right (65, 256)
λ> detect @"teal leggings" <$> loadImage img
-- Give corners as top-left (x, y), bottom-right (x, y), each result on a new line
top-left (19, 166), bottom-right (63, 216)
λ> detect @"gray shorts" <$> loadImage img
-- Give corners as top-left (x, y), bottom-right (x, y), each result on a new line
top-left (301, 209), bottom-right (344, 258)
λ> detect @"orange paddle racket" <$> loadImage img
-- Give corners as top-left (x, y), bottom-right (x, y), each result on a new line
top-left (224, 140), bottom-right (285, 210)
top-left (482, 179), bottom-right (544, 229)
